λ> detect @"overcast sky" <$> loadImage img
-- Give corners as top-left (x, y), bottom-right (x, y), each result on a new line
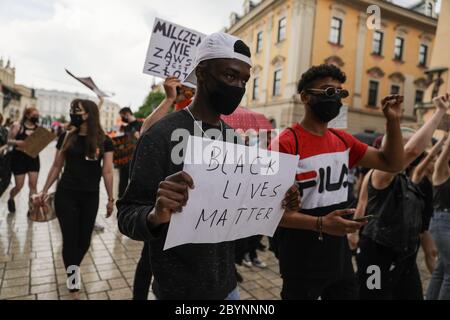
top-left (0, 0), bottom-right (440, 110)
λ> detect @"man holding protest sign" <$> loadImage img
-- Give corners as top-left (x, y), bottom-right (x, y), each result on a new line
top-left (270, 64), bottom-right (405, 300)
top-left (131, 78), bottom-right (195, 300)
top-left (117, 32), bottom-right (299, 300)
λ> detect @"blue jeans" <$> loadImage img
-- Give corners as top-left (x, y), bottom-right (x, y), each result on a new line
top-left (225, 287), bottom-right (240, 300)
top-left (426, 211), bottom-right (450, 300)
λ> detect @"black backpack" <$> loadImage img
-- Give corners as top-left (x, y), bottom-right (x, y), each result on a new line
top-left (362, 172), bottom-right (424, 256)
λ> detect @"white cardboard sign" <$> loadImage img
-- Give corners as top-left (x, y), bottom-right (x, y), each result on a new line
top-left (164, 136), bottom-right (299, 250)
top-left (143, 18), bottom-right (206, 80)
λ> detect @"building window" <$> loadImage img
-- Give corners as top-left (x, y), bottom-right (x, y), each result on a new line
top-left (427, 3), bottom-right (434, 16)
top-left (419, 44), bottom-right (428, 67)
top-left (273, 70), bottom-right (282, 96)
top-left (252, 77), bottom-right (259, 100)
top-left (256, 31), bottom-right (263, 53)
top-left (368, 80), bottom-right (379, 107)
top-left (329, 17), bottom-right (342, 45)
top-left (277, 17), bottom-right (286, 43)
top-left (415, 90), bottom-right (424, 104)
top-left (394, 37), bottom-right (404, 61)
top-left (391, 84), bottom-right (400, 95)
top-left (372, 31), bottom-right (384, 55)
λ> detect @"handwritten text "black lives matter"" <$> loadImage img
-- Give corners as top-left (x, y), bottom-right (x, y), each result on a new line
top-left (195, 148), bottom-right (281, 231)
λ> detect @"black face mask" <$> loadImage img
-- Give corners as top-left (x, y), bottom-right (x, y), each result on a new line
top-left (205, 73), bottom-right (245, 116)
top-left (121, 116), bottom-right (129, 123)
top-left (309, 95), bottom-right (343, 123)
top-left (70, 114), bottom-right (85, 128)
top-left (29, 117), bottom-right (39, 124)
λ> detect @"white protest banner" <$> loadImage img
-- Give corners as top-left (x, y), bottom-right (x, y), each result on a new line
top-left (164, 136), bottom-right (299, 250)
top-left (328, 105), bottom-right (348, 129)
top-left (143, 18), bottom-right (206, 80)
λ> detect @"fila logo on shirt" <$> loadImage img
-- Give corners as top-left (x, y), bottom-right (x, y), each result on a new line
top-left (295, 150), bottom-right (350, 210)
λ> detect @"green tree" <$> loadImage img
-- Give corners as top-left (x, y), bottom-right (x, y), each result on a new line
top-left (134, 91), bottom-right (166, 119)
top-left (56, 115), bottom-right (67, 123)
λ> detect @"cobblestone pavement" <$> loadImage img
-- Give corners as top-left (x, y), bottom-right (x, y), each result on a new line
top-left (0, 142), bottom-right (431, 300)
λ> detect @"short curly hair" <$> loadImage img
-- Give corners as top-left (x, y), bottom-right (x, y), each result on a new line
top-left (297, 64), bottom-right (347, 93)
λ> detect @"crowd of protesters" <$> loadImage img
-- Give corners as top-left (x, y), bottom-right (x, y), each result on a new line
top-left (115, 32), bottom-right (450, 301)
top-left (1, 31), bottom-right (449, 301)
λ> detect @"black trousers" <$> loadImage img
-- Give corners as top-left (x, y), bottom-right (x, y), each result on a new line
top-left (356, 236), bottom-right (423, 300)
top-left (118, 163), bottom-right (130, 199)
top-left (133, 242), bottom-right (153, 300)
top-left (235, 235), bottom-right (261, 264)
top-left (55, 187), bottom-right (99, 291)
top-left (248, 235), bottom-right (262, 260)
top-left (281, 244), bottom-right (358, 300)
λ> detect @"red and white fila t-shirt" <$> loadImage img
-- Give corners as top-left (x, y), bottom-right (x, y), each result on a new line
top-left (271, 124), bottom-right (368, 212)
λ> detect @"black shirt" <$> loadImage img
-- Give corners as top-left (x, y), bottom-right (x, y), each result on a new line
top-left (121, 120), bottom-right (143, 166)
top-left (15, 123), bottom-right (38, 141)
top-left (417, 177), bottom-right (433, 232)
top-left (116, 110), bottom-right (237, 300)
top-left (56, 133), bottom-right (114, 192)
top-left (13, 124), bottom-right (39, 157)
top-left (433, 178), bottom-right (450, 212)
top-left (124, 120), bottom-right (142, 138)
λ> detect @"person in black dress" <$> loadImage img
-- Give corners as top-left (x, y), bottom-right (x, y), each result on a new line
top-left (7, 107), bottom-right (41, 213)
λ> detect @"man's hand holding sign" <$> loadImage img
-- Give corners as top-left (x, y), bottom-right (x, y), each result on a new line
top-left (147, 171), bottom-right (194, 227)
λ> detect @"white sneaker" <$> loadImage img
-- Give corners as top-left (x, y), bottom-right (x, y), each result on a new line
top-left (242, 253), bottom-right (252, 268)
